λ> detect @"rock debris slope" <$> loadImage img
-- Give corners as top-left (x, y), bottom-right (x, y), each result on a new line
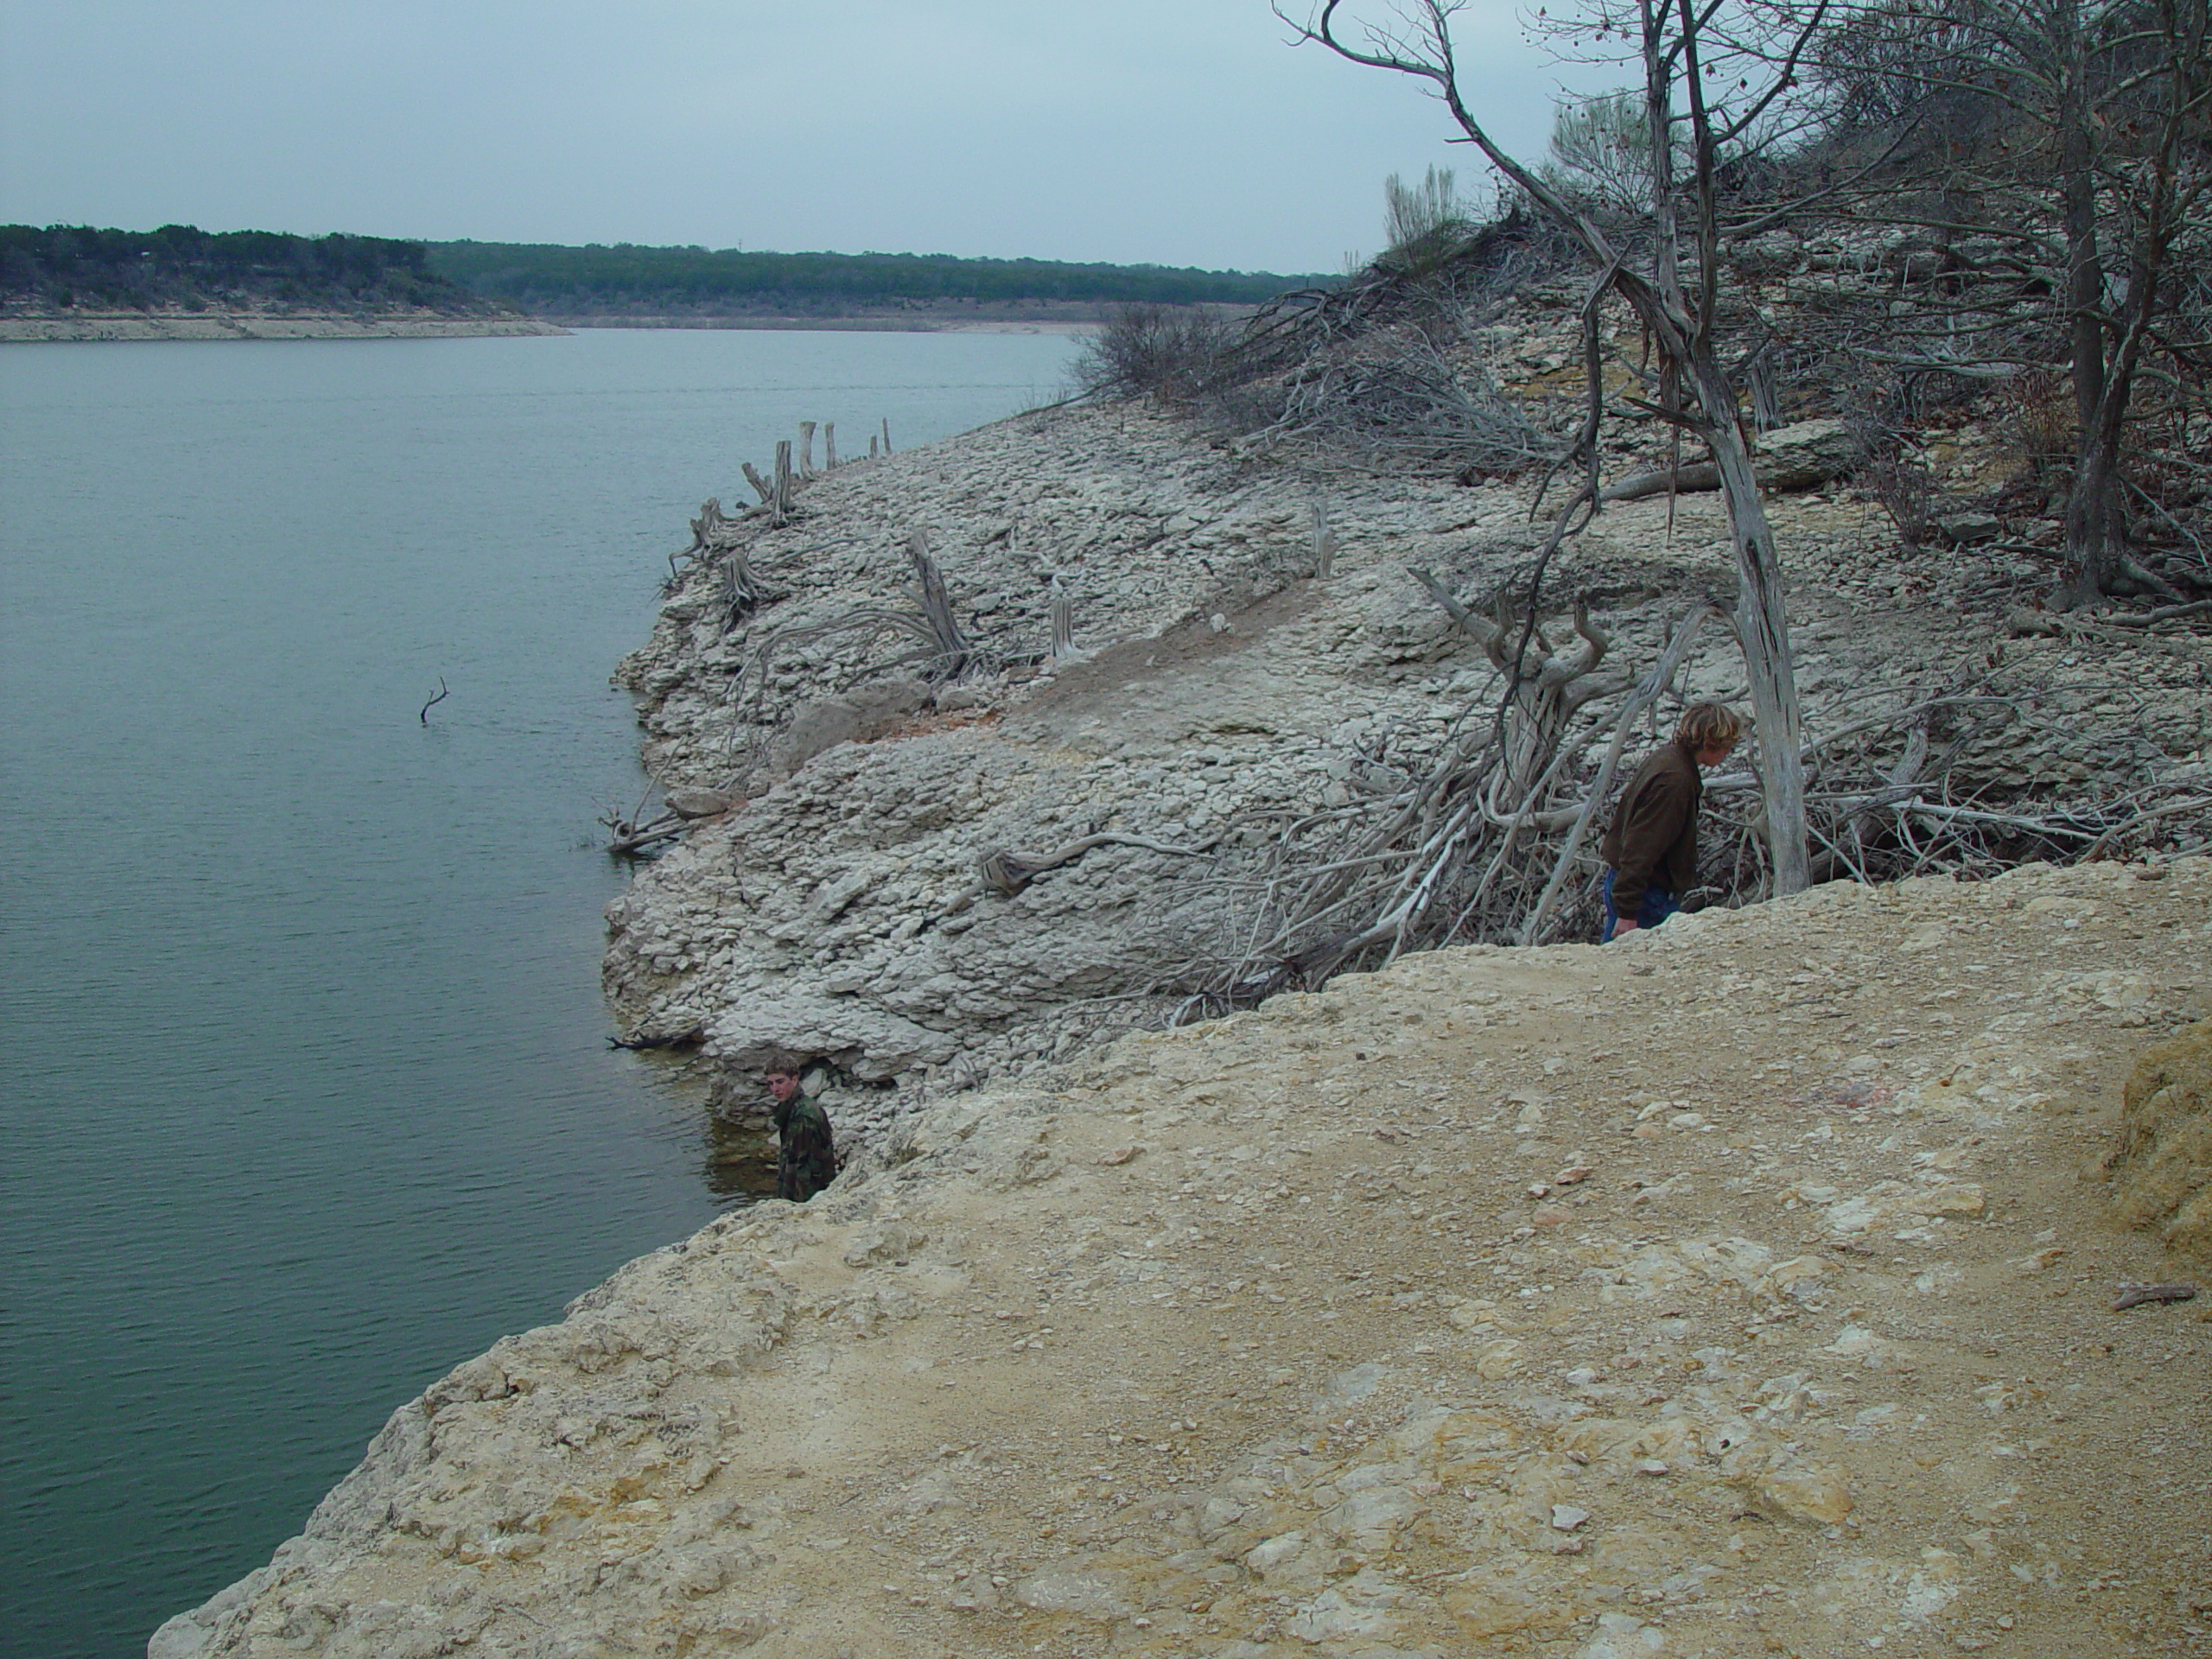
top-left (604, 404), bottom-right (2210, 1141)
top-left (157, 858), bottom-right (2212, 1659)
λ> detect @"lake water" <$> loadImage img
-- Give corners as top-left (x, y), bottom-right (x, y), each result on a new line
top-left (0, 327), bottom-right (1082, 1659)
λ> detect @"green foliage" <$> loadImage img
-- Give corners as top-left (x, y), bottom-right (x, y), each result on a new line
top-left (423, 241), bottom-right (1320, 315)
top-left (1376, 166), bottom-right (1479, 275)
top-left (0, 224), bottom-right (495, 314)
top-left (1383, 166), bottom-right (1467, 251)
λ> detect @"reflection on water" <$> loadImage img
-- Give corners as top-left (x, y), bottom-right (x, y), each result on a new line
top-left (704, 1109), bottom-right (783, 1202)
top-left (0, 326), bottom-right (1079, 1659)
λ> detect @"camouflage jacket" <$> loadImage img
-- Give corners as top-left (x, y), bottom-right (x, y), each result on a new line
top-left (772, 1090), bottom-right (838, 1202)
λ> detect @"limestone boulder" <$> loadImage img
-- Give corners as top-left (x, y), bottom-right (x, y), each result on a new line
top-left (664, 786), bottom-right (735, 818)
top-left (1753, 418), bottom-right (1865, 491)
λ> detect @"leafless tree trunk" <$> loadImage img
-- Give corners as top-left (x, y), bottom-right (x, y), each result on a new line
top-left (1287, 0), bottom-right (1817, 893)
top-left (2053, 0), bottom-right (2207, 606)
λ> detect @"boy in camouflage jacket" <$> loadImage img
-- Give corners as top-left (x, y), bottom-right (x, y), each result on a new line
top-left (764, 1051), bottom-right (838, 1202)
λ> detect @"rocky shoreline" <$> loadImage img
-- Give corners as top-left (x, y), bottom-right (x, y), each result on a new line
top-left (151, 401), bottom-right (2212, 1657)
top-left (602, 402), bottom-right (2208, 1152)
top-left (153, 856), bottom-right (2212, 1657)
top-left (0, 311), bottom-right (566, 342)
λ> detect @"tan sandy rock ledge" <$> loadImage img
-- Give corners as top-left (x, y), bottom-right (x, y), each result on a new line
top-left (0, 312), bottom-right (565, 342)
top-left (156, 859), bottom-right (2212, 1659)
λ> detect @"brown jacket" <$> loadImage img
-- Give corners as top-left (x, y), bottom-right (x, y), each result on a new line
top-left (1600, 739), bottom-right (1702, 915)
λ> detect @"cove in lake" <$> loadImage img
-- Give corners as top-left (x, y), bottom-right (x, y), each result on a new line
top-left (0, 327), bottom-right (1081, 1659)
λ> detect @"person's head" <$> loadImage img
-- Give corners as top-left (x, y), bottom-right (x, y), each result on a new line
top-left (1675, 702), bottom-right (1743, 767)
top-left (764, 1048), bottom-right (805, 1102)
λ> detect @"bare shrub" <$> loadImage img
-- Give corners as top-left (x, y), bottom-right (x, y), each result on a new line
top-left (1070, 304), bottom-right (1232, 403)
top-left (1862, 448), bottom-right (1936, 546)
top-left (1996, 370), bottom-right (2075, 488)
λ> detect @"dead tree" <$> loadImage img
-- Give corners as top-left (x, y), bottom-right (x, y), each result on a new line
top-left (1409, 570), bottom-right (1627, 801)
top-left (1811, 0), bottom-right (2210, 607)
top-left (1288, 0), bottom-right (1820, 894)
top-left (672, 498), bottom-right (766, 620)
top-left (745, 528), bottom-right (979, 696)
top-left (1162, 594), bottom-right (1713, 997)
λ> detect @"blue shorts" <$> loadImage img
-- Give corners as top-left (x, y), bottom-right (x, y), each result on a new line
top-left (1602, 871), bottom-right (1679, 940)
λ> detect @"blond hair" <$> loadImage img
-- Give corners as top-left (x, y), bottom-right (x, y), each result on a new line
top-left (1675, 702), bottom-right (1744, 752)
top-left (763, 1048), bottom-right (805, 1078)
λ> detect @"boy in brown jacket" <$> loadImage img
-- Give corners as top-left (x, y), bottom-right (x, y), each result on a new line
top-left (1600, 702), bottom-right (1743, 940)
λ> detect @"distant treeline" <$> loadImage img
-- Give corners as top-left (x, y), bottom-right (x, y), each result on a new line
top-left (426, 240), bottom-right (1323, 315)
top-left (1, 224), bottom-right (501, 315)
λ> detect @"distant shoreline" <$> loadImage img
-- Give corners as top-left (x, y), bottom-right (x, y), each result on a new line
top-left (559, 314), bottom-right (1105, 335)
top-left (0, 312), bottom-right (568, 343)
top-left (0, 310), bottom-right (1109, 342)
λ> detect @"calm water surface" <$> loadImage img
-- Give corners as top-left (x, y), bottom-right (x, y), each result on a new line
top-left (0, 327), bottom-right (1080, 1658)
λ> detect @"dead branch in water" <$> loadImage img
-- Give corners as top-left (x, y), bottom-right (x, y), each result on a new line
top-left (607, 1024), bottom-right (704, 1051)
top-left (601, 809), bottom-right (689, 858)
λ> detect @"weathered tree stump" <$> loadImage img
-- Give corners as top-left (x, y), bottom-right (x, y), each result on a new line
top-left (1050, 574), bottom-right (1076, 658)
top-left (772, 441), bottom-right (794, 526)
top-left (1310, 501), bottom-right (1338, 579)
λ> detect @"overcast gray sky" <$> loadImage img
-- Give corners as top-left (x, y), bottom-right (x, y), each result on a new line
top-left (0, 1), bottom-right (1614, 275)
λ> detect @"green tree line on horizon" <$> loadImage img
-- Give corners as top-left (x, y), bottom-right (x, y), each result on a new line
top-left (424, 239), bottom-right (1330, 314)
top-left (0, 224), bottom-right (498, 315)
